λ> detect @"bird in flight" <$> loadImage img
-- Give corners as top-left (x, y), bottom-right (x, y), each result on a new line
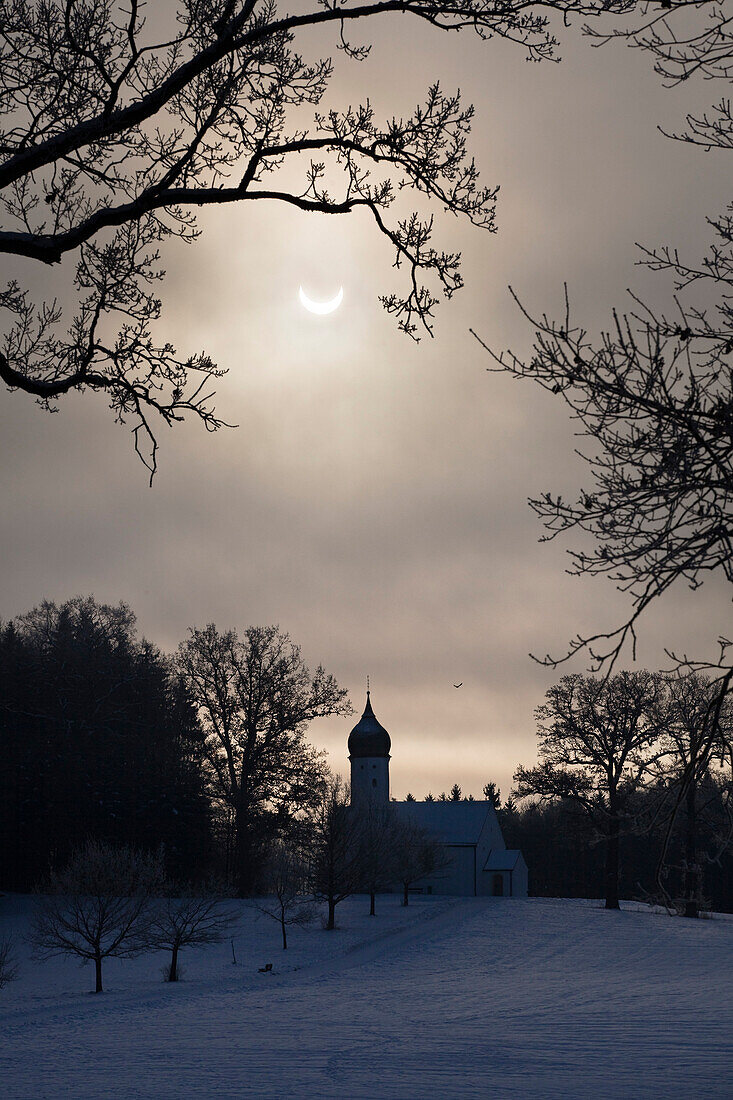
top-left (453, 682), bottom-right (463, 689)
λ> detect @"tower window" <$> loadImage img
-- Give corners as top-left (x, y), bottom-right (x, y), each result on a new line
top-left (372, 778), bottom-right (377, 788)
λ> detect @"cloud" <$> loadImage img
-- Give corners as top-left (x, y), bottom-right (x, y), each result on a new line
top-left (1, 8), bottom-right (729, 799)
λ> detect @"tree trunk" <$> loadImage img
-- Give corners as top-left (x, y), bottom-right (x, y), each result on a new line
top-left (605, 815), bottom-right (620, 910)
top-left (234, 807), bottom-right (256, 897)
top-left (402, 882), bottom-right (409, 907)
top-left (370, 891), bottom-right (375, 916)
top-left (326, 897), bottom-right (336, 930)
top-left (234, 780), bottom-right (260, 896)
top-left (683, 781), bottom-right (699, 919)
top-left (168, 943), bottom-right (179, 982)
top-left (94, 954), bottom-right (103, 993)
top-left (281, 917), bottom-right (288, 950)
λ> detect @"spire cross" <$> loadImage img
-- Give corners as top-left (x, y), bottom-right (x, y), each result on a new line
top-left (366, 674), bottom-right (370, 697)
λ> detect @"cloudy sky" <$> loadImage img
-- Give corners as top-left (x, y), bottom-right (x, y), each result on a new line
top-left (1, 4), bottom-right (730, 798)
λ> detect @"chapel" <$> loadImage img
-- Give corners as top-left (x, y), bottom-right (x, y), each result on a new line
top-left (348, 692), bottom-right (528, 898)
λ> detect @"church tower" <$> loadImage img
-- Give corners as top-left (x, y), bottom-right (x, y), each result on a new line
top-left (348, 691), bottom-right (391, 809)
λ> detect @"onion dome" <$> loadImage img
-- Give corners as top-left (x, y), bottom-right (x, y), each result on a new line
top-left (348, 692), bottom-right (391, 759)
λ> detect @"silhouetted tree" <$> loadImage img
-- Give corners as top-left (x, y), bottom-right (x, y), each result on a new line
top-left (498, 795), bottom-right (518, 832)
top-left (309, 776), bottom-right (363, 930)
top-left (357, 799), bottom-right (398, 917)
top-left (649, 674), bottom-right (733, 917)
top-left (0, 0), bottom-right (605, 475)
top-left (0, 597), bottom-right (211, 889)
top-left (255, 840), bottom-right (312, 949)
top-left (176, 624), bottom-right (348, 894)
top-left (392, 821), bottom-right (450, 906)
top-left (483, 782), bottom-right (501, 809)
top-left (514, 671), bottom-right (663, 909)
top-left (479, 3), bottom-right (733, 684)
top-left (32, 840), bottom-right (163, 993)
top-left (0, 939), bottom-right (18, 989)
top-left (144, 885), bottom-right (238, 981)
top-left (449, 784), bottom-right (462, 801)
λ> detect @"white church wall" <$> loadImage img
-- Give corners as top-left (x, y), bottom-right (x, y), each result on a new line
top-left (475, 809), bottom-right (505, 896)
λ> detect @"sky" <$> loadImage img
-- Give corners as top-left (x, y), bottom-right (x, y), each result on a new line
top-left (1, 3), bottom-right (731, 799)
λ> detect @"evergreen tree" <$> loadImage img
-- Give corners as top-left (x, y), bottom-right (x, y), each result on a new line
top-left (0, 598), bottom-right (211, 889)
top-left (483, 782), bottom-right (501, 809)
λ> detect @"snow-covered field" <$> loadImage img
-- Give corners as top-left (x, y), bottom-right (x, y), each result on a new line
top-left (1, 893), bottom-right (731, 1099)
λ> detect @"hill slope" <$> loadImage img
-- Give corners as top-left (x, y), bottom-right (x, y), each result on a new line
top-left (1, 895), bottom-right (731, 1098)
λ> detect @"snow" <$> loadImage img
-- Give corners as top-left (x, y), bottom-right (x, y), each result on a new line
top-left (1, 894), bottom-right (731, 1098)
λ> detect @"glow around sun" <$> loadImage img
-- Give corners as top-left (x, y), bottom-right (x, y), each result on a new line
top-left (298, 285), bottom-right (344, 315)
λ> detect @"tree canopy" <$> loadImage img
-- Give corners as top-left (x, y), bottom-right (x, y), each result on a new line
top-left (477, 0), bottom-right (733, 682)
top-left (0, 0), bottom-right (627, 475)
top-left (515, 670), bottom-right (664, 908)
top-left (176, 622), bottom-right (349, 892)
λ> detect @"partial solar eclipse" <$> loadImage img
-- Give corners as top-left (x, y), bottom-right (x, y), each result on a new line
top-left (299, 285), bottom-right (343, 315)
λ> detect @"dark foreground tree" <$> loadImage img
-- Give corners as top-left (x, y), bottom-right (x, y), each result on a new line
top-left (481, 272), bottom-right (733, 678)
top-left (177, 624), bottom-right (348, 894)
top-left (477, 2), bottom-right (732, 683)
top-left (0, 597), bottom-right (211, 890)
top-left (0, 0), bottom-right (619, 476)
top-left (32, 839), bottom-right (163, 993)
top-left (650, 674), bottom-right (733, 918)
top-left (514, 671), bottom-right (662, 909)
top-left (144, 884), bottom-right (238, 981)
top-left (309, 775), bottom-right (363, 930)
top-left (0, 938), bottom-right (19, 989)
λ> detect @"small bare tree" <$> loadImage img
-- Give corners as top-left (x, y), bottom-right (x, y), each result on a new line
top-left (514, 671), bottom-right (663, 910)
top-left (0, 938), bottom-right (19, 988)
top-left (309, 775), bottom-right (363, 930)
top-left (357, 799), bottom-right (397, 917)
top-left (392, 820), bottom-right (450, 906)
top-left (254, 841), bottom-right (312, 950)
top-left (144, 885), bottom-right (239, 981)
top-left (32, 839), bottom-right (163, 993)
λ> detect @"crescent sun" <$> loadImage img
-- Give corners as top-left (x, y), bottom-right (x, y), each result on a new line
top-left (299, 285), bottom-right (343, 315)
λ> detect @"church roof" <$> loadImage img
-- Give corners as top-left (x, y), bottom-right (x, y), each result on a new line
top-left (394, 800), bottom-right (497, 846)
top-left (484, 849), bottom-right (524, 872)
top-left (348, 692), bottom-right (391, 759)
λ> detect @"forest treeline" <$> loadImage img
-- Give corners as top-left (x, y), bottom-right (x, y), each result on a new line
top-left (1, 597), bottom-right (732, 915)
top-left (0, 598), bottom-right (211, 888)
top-left (500, 793), bottom-right (733, 915)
